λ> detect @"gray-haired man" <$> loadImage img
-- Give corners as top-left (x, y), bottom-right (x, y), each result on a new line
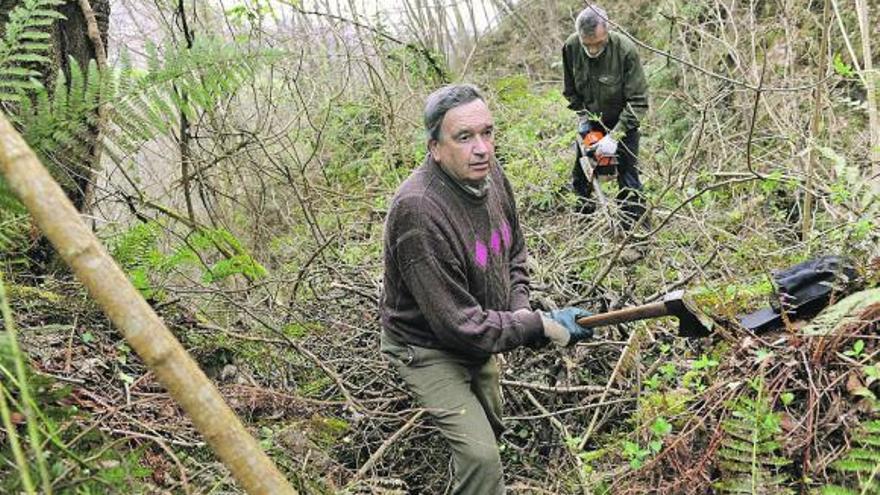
top-left (379, 84), bottom-right (593, 494)
top-left (563, 5), bottom-right (649, 229)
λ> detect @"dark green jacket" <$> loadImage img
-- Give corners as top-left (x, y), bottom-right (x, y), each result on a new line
top-left (562, 30), bottom-right (648, 135)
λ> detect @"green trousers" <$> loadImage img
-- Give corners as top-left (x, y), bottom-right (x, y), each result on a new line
top-left (381, 331), bottom-right (505, 495)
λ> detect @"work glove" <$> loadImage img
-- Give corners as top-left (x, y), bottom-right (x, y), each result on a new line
top-left (593, 133), bottom-right (617, 156)
top-left (541, 307), bottom-right (594, 347)
top-left (577, 113), bottom-right (591, 137)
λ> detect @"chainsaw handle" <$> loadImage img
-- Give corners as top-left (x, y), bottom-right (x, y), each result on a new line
top-left (578, 141), bottom-right (618, 166)
top-left (583, 144), bottom-right (596, 158)
top-left (576, 302), bottom-right (670, 328)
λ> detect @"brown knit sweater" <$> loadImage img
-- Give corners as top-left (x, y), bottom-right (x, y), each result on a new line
top-left (380, 155), bottom-right (546, 360)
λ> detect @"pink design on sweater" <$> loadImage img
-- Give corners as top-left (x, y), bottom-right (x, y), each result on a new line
top-left (474, 221), bottom-right (512, 268)
top-left (490, 231), bottom-right (501, 254)
top-left (474, 240), bottom-right (489, 268)
top-left (500, 221), bottom-right (511, 247)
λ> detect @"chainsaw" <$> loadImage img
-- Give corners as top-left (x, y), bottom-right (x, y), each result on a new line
top-left (579, 129), bottom-right (618, 182)
top-left (577, 129), bottom-right (620, 232)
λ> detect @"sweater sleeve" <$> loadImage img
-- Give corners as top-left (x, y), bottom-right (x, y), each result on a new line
top-left (391, 197), bottom-right (545, 356)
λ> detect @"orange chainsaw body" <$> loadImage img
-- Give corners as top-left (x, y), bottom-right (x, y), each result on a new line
top-left (582, 130), bottom-right (617, 179)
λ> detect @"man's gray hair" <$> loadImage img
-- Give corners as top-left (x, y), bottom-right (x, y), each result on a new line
top-left (576, 5), bottom-right (608, 37)
top-left (424, 84), bottom-right (485, 142)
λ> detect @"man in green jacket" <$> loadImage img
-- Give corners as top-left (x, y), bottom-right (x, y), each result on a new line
top-left (563, 5), bottom-right (649, 229)
top-left (380, 84), bottom-right (593, 494)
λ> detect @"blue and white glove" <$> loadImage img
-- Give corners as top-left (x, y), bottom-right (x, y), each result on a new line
top-left (541, 307), bottom-right (594, 347)
top-left (577, 114), bottom-right (591, 137)
top-left (594, 134), bottom-right (618, 156)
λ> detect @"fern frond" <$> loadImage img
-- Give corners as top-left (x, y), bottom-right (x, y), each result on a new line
top-left (847, 448), bottom-right (880, 463)
top-left (822, 419), bottom-right (880, 493)
top-left (832, 458), bottom-right (877, 472)
top-left (108, 222), bottom-right (162, 271)
top-left (0, 178), bottom-right (30, 256)
top-left (714, 378), bottom-right (793, 494)
top-left (51, 66), bottom-right (68, 113)
top-left (7, 30), bottom-right (284, 168)
top-left (102, 37), bottom-right (285, 160)
top-left (84, 60), bottom-right (102, 111)
top-left (820, 486), bottom-right (858, 495)
top-left (0, 0), bottom-right (66, 104)
top-left (9, 54), bottom-right (109, 183)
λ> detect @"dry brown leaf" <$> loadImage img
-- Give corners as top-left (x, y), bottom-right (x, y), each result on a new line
top-left (9, 411), bottom-right (25, 424)
top-left (846, 372), bottom-right (865, 395)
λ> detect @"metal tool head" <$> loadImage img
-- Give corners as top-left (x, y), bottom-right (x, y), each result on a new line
top-left (737, 255), bottom-right (860, 334)
top-left (663, 290), bottom-right (713, 337)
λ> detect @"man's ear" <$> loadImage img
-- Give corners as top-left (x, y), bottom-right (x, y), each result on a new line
top-left (428, 139), bottom-right (439, 161)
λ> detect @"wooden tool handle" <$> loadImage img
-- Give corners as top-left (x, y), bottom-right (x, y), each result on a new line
top-left (576, 302), bottom-right (670, 328)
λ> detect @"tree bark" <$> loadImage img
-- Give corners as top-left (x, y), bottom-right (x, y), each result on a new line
top-left (0, 113), bottom-right (297, 495)
top-left (53, 0), bottom-right (110, 211)
top-left (76, 0), bottom-right (108, 216)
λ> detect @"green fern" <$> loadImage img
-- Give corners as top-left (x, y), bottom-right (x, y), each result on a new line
top-left (105, 37), bottom-right (285, 162)
top-left (7, 32), bottom-right (284, 173)
top-left (0, 179), bottom-right (29, 258)
top-left (1, 34), bottom-right (284, 255)
top-left (0, 0), bottom-right (65, 102)
top-left (184, 227), bottom-right (267, 283)
top-left (107, 222), bottom-right (166, 299)
top-left (1, 8), bottom-right (284, 262)
top-left (109, 222), bottom-right (163, 270)
top-left (714, 378), bottom-right (794, 494)
top-left (202, 254), bottom-right (267, 284)
top-left (817, 146), bottom-right (878, 248)
top-left (107, 222), bottom-right (267, 296)
top-left (822, 420), bottom-right (880, 494)
top-left (0, 2), bottom-right (281, 168)
top-left (0, 0), bottom-right (65, 255)
top-left (13, 58), bottom-right (107, 189)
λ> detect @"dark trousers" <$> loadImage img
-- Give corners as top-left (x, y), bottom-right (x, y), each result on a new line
top-left (572, 129), bottom-right (645, 230)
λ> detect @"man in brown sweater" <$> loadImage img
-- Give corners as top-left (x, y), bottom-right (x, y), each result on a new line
top-left (380, 84), bottom-right (593, 494)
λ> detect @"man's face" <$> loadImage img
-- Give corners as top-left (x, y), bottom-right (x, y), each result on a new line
top-left (580, 24), bottom-right (608, 58)
top-left (429, 99), bottom-right (495, 184)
